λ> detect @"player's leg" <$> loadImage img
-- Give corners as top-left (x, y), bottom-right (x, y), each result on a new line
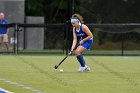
top-left (5, 42), bottom-right (9, 50)
top-left (74, 46), bottom-right (90, 72)
top-left (74, 40), bottom-right (93, 72)
top-left (75, 45), bottom-right (86, 67)
top-left (0, 35), bottom-right (2, 54)
top-left (3, 34), bottom-right (9, 50)
top-left (0, 35), bottom-right (2, 50)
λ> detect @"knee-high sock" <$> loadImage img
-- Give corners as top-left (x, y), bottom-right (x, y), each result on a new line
top-left (76, 54), bottom-right (86, 67)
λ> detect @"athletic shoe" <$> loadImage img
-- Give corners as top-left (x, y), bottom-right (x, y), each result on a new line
top-left (77, 67), bottom-right (83, 72)
top-left (84, 65), bottom-right (90, 71)
top-left (77, 65), bottom-right (90, 72)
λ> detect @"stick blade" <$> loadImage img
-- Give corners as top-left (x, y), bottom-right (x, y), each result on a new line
top-left (54, 65), bottom-right (58, 69)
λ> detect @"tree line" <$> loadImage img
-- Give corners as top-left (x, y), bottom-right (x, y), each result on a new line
top-left (25, 0), bottom-right (140, 49)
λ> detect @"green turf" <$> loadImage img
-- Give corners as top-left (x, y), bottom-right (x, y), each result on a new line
top-left (0, 55), bottom-right (140, 93)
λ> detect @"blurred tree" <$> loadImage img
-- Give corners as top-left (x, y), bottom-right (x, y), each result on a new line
top-left (25, 0), bottom-right (80, 23)
top-left (43, 0), bottom-right (69, 23)
top-left (25, 0), bottom-right (140, 49)
top-left (25, 0), bottom-right (44, 16)
top-left (79, 0), bottom-right (140, 47)
top-left (80, 0), bottom-right (140, 23)
top-left (25, 0), bottom-right (140, 23)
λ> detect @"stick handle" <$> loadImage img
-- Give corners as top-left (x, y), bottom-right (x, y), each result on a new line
top-left (54, 51), bottom-right (72, 69)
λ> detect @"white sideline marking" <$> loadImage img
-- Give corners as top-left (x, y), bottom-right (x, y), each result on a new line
top-left (0, 78), bottom-right (44, 93)
top-left (0, 88), bottom-right (13, 93)
top-left (119, 56), bottom-right (140, 60)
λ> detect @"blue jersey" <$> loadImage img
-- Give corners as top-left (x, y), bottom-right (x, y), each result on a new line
top-left (75, 24), bottom-right (88, 43)
top-left (75, 24), bottom-right (93, 50)
top-left (75, 24), bottom-right (88, 42)
top-left (0, 19), bottom-right (9, 34)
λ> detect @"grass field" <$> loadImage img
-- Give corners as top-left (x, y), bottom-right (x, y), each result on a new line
top-left (0, 55), bottom-right (140, 93)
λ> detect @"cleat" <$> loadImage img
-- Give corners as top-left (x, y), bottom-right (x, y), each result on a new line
top-left (77, 65), bottom-right (90, 72)
top-left (84, 65), bottom-right (90, 71)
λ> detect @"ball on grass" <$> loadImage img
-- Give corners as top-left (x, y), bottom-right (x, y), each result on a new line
top-left (59, 69), bottom-right (63, 72)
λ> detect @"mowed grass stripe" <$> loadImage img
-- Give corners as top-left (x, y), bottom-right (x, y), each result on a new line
top-left (0, 55), bottom-right (139, 93)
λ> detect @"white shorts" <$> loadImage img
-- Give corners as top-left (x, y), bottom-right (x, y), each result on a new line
top-left (0, 34), bottom-right (8, 43)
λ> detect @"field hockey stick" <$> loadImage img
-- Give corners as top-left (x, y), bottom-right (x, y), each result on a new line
top-left (54, 51), bottom-right (72, 69)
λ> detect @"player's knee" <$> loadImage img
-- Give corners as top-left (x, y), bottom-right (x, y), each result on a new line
top-left (74, 50), bottom-right (81, 56)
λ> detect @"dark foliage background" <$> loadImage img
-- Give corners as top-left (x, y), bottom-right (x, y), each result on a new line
top-left (25, 0), bottom-right (140, 50)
